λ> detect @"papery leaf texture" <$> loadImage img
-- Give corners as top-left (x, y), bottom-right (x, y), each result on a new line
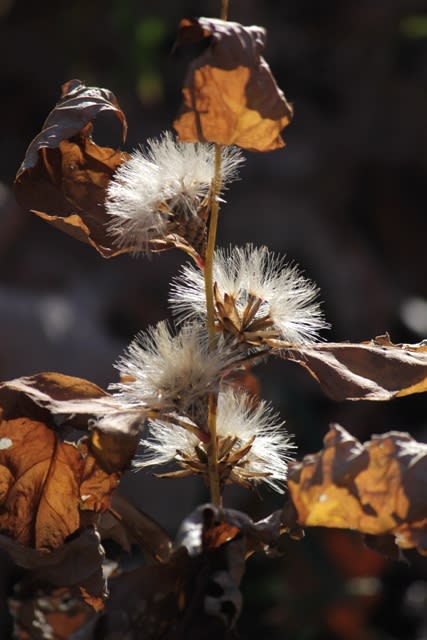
top-left (278, 334), bottom-right (427, 401)
top-left (0, 372), bottom-right (143, 473)
top-left (0, 417), bottom-right (120, 552)
top-left (2, 526), bottom-right (106, 611)
top-left (174, 17), bottom-right (293, 151)
top-left (14, 79), bottom-right (129, 257)
top-left (288, 424), bottom-right (427, 555)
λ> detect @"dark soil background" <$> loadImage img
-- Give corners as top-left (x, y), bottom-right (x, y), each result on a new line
top-left (0, 0), bottom-right (426, 638)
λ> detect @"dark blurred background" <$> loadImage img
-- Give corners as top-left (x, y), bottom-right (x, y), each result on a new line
top-left (1, 0), bottom-right (427, 637)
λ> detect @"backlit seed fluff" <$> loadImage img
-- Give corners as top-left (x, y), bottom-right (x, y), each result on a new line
top-left (105, 131), bottom-right (244, 253)
top-left (138, 389), bottom-right (295, 493)
top-left (110, 321), bottom-right (238, 423)
top-left (170, 244), bottom-right (329, 344)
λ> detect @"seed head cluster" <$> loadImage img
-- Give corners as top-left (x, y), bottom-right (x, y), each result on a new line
top-left (107, 136), bottom-right (330, 493)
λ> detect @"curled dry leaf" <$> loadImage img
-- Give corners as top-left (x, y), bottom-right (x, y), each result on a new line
top-left (174, 17), bottom-right (293, 151)
top-left (93, 504), bottom-right (282, 638)
top-left (176, 503), bottom-right (282, 557)
top-left (92, 549), bottom-right (190, 640)
top-left (172, 504), bottom-right (283, 633)
top-left (14, 79), bottom-right (129, 257)
top-left (287, 424), bottom-right (427, 555)
top-left (0, 417), bottom-right (120, 552)
top-left (0, 374), bottom-right (142, 612)
top-left (0, 372), bottom-right (107, 425)
top-left (0, 373), bottom-right (144, 473)
top-left (274, 334), bottom-right (427, 401)
top-left (2, 527), bottom-right (107, 611)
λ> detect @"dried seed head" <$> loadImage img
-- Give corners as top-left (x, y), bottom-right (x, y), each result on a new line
top-left (105, 131), bottom-right (244, 256)
top-left (170, 244), bottom-right (329, 344)
top-left (110, 321), bottom-right (239, 425)
top-left (137, 389), bottom-right (295, 493)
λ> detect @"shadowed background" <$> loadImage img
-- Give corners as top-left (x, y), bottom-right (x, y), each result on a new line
top-left (0, 0), bottom-right (426, 637)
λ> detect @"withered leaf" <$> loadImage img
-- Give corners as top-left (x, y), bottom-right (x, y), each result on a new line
top-left (0, 417), bottom-right (119, 552)
top-left (17, 79), bottom-right (127, 172)
top-left (93, 549), bottom-right (191, 639)
top-left (9, 585), bottom-right (95, 640)
top-left (99, 491), bottom-right (172, 562)
top-left (0, 373), bottom-right (144, 472)
top-left (287, 424), bottom-right (427, 555)
top-left (175, 503), bottom-right (282, 558)
top-left (96, 504), bottom-right (269, 638)
top-left (14, 79), bottom-right (129, 257)
top-left (0, 372), bottom-right (107, 423)
top-left (174, 17), bottom-right (293, 151)
top-left (2, 526), bottom-right (106, 611)
top-left (275, 334), bottom-right (427, 401)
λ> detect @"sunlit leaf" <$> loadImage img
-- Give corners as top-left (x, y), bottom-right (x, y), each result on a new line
top-left (288, 424), bottom-right (427, 555)
top-left (274, 334), bottom-right (427, 401)
top-left (0, 417), bottom-right (120, 551)
top-left (0, 373), bottom-right (144, 472)
top-left (174, 17), bottom-right (293, 151)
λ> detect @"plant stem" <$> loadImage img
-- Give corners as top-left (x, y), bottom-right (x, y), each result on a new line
top-left (205, 145), bottom-right (222, 342)
top-left (220, 0), bottom-right (229, 20)
top-left (204, 0), bottom-right (229, 508)
top-left (204, 145), bottom-right (223, 507)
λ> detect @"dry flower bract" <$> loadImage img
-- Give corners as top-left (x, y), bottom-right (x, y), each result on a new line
top-left (174, 17), bottom-right (293, 151)
top-left (105, 131), bottom-right (243, 258)
top-left (138, 389), bottom-right (294, 492)
top-left (170, 245), bottom-right (328, 345)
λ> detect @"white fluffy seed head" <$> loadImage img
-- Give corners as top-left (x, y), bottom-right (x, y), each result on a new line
top-left (138, 389), bottom-right (295, 493)
top-left (105, 131), bottom-right (244, 253)
top-left (170, 244), bottom-right (329, 344)
top-left (110, 321), bottom-right (238, 422)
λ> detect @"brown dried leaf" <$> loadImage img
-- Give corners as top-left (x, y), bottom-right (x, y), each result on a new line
top-left (0, 373), bottom-right (144, 472)
top-left (0, 417), bottom-right (119, 552)
top-left (99, 491), bottom-right (172, 562)
top-left (277, 334), bottom-right (427, 401)
top-left (17, 79), bottom-right (126, 173)
top-left (287, 424), bottom-right (427, 555)
top-left (0, 372), bottom-right (107, 422)
top-left (14, 79), bottom-right (129, 257)
top-left (176, 503), bottom-right (282, 559)
top-left (2, 526), bottom-right (106, 613)
top-left (9, 586), bottom-right (95, 640)
top-left (93, 504), bottom-right (282, 638)
top-left (174, 17), bottom-right (293, 151)
top-left (93, 549), bottom-right (191, 639)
